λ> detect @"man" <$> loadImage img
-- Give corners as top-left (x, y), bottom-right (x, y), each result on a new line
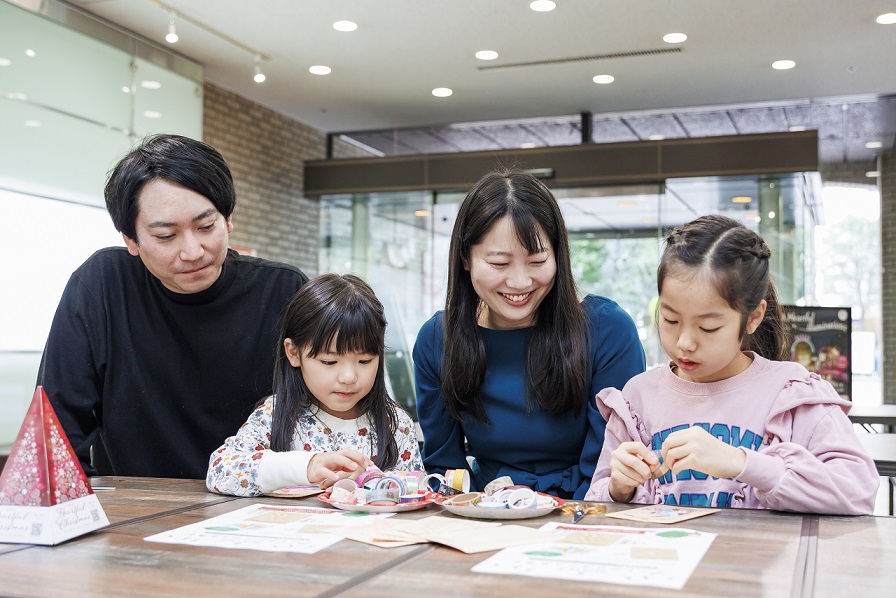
top-left (38, 134), bottom-right (308, 478)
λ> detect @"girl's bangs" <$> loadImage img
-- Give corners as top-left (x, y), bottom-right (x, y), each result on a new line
top-left (308, 304), bottom-right (382, 356)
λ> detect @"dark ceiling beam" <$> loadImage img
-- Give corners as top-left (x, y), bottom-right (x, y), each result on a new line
top-left (304, 131), bottom-right (818, 196)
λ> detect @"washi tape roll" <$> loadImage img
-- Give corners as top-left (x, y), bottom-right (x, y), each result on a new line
top-left (444, 492), bottom-right (480, 506)
top-left (437, 483), bottom-right (463, 497)
top-left (399, 493), bottom-right (426, 503)
top-left (329, 486), bottom-right (357, 504)
top-left (367, 488), bottom-right (400, 505)
top-left (356, 466), bottom-right (385, 490)
top-left (391, 470), bottom-right (425, 494)
top-left (506, 487), bottom-right (537, 509)
top-left (444, 468), bottom-right (470, 492)
top-left (374, 475), bottom-right (408, 495)
top-left (483, 476), bottom-right (515, 496)
top-left (332, 478), bottom-right (359, 493)
top-left (420, 473), bottom-right (446, 492)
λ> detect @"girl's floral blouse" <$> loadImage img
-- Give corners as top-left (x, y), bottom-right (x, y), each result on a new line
top-left (206, 395), bottom-right (423, 496)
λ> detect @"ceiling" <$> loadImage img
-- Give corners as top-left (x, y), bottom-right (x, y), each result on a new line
top-left (55, 0), bottom-right (896, 163)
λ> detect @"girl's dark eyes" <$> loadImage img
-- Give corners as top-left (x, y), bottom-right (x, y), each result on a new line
top-left (359, 359), bottom-right (374, 365)
top-left (662, 318), bottom-right (678, 325)
top-left (701, 327), bottom-right (721, 334)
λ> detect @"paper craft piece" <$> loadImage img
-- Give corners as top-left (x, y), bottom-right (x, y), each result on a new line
top-left (0, 386), bottom-right (109, 545)
top-left (604, 505), bottom-right (720, 524)
top-left (472, 521), bottom-right (716, 590)
top-left (267, 485), bottom-right (325, 498)
top-left (145, 503), bottom-right (393, 554)
top-left (320, 515), bottom-right (551, 553)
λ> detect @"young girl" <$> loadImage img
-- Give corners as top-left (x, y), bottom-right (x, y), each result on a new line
top-left (207, 274), bottom-right (423, 497)
top-left (585, 214), bottom-right (879, 515)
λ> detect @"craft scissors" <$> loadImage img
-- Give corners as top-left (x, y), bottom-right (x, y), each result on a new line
top-left (561, 501), bottom-right (606, 523)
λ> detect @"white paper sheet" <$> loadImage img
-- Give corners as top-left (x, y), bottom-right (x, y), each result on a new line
top-left (471, 521), bottom-right (716, 590)
top-left (144, 503), bottom-right (393, 554)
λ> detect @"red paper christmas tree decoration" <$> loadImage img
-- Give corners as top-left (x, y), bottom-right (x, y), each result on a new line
top-left (0, 386), bottom-right (108, 544)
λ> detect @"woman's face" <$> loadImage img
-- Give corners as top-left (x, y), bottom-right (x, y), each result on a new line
top-left (465, 216), bottom-right (557, 329)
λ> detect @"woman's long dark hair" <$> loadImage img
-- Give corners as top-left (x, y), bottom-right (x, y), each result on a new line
top-left (270, 274), bottom-right (399, 469)
top-left (658, 214), bottom-right (788, 361)
top-left (443, 170), bottom-right (589, 422)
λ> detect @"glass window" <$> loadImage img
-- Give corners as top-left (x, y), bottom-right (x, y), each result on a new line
top-left (0, 2), bottom-right (203, 446)
top-left (319, 173), bottom-right (824, 418)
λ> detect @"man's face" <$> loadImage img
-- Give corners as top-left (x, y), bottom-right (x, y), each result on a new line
top-left (123, 179), bottom-right (233, 294)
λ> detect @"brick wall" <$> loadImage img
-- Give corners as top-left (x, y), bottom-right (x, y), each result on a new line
top-left (202, 83), bottom-right (323, 274)
top-left (880, 151), bottom-right (895, 404)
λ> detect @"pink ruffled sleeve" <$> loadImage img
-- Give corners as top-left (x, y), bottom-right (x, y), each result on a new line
top-left (737, 373), bottom-right (879, 515)
top-left (584, 387), bottom-right (665, 504)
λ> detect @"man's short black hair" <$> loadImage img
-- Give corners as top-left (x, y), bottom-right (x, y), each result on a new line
top-left (105, 134), bottom-right (236, 240)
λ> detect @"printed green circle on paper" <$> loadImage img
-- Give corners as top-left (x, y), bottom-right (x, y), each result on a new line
top-left (524, 550), bottom-right (563, 557)
top-left (656, 530), bottom-right (689, 538)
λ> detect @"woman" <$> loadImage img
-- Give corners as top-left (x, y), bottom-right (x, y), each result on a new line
top-left (413, 170), bottom-right (645, 499)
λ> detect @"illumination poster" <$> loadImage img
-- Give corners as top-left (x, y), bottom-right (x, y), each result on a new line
top-left (782, 306), bottom-right (852, 400)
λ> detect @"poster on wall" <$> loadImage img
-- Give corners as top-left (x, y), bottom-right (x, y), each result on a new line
top-left (781, 306), bottom-right (851, 401)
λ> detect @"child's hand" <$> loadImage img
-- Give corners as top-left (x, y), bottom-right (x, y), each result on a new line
top-left (661, 427), bottom-right (747, 479)
top-left (308, 449), bottom-right (373, 489)
top-left (608, 441), bottom-right (661, 503)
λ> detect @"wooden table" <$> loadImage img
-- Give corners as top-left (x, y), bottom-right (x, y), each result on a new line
top-left (0, 477), bottom-right (891, 597)
top-left (848, 404), bottom-right (896, 432)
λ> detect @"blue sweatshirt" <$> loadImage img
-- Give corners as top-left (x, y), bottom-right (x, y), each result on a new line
top-left (413, 295), bottom-right (646, 499)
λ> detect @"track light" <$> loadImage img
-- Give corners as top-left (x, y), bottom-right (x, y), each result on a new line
top-left (154, 1), bottom-right (271, 82)
top-left (253, 55), bottom-right (266, 83)
top-left (165, 13), bottom-right (178, 44)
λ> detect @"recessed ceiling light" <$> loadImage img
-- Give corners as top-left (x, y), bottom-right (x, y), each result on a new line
top-left (768, 211), bottom-right (777, 219)
top-left (866, 171), bottom-right (881, 178)
top-left (663, 33), bottom-right (687, 44)
top-left (617, 200), bottom-right (636, 208)
top-left (520, 142), bottom-right (537, 149)
top-left (789, 126), bottom-right (807, 132)
top-left (0, 57), bottom-right (11, 66)
top-left (876, 13), bottom-right (896, 25)
top-left (121, 86), bottom-right (131, 93)
top-left (333, 20), bottom-right (358, 32)
top-left (648, 134), bottom-right (665, 141)
top-left (475, 50), bottom-right (499, 61)
top-left (140, 80), bottom-right (162, 90)
top-left (142, 110), bottom-right (162, 119)
top-left (865, 141), bottom-right (883, 149)
top-left (641, 217), bottom-right (658, 224)
top-left (732, 196), bottom-right (752, 204)
top-left (25, 49), bottom-right (36, 57)
top-left (530, 1), bottom-right (556, 12)
top-left (772, 60), bottom-right (796, 70)
top-left (592, 74), bottom-right (614, 84)
top-left (23, 120), bottom-right (41, 127)
top-left (414, 210), bottom-right (430, 217)
top-left (432, 87), bottom-right (453, 97)
top-left (309, 65), bottom-right (332, 75)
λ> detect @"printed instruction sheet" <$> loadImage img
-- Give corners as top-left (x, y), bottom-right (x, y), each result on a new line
top-left (472, 521), bottom-right (716, 589)
top-left (145, 503), bottom-right (393, 554)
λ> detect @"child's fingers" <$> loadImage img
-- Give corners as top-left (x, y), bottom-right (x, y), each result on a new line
top-left (336, 449), bottom-right (373, 469)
